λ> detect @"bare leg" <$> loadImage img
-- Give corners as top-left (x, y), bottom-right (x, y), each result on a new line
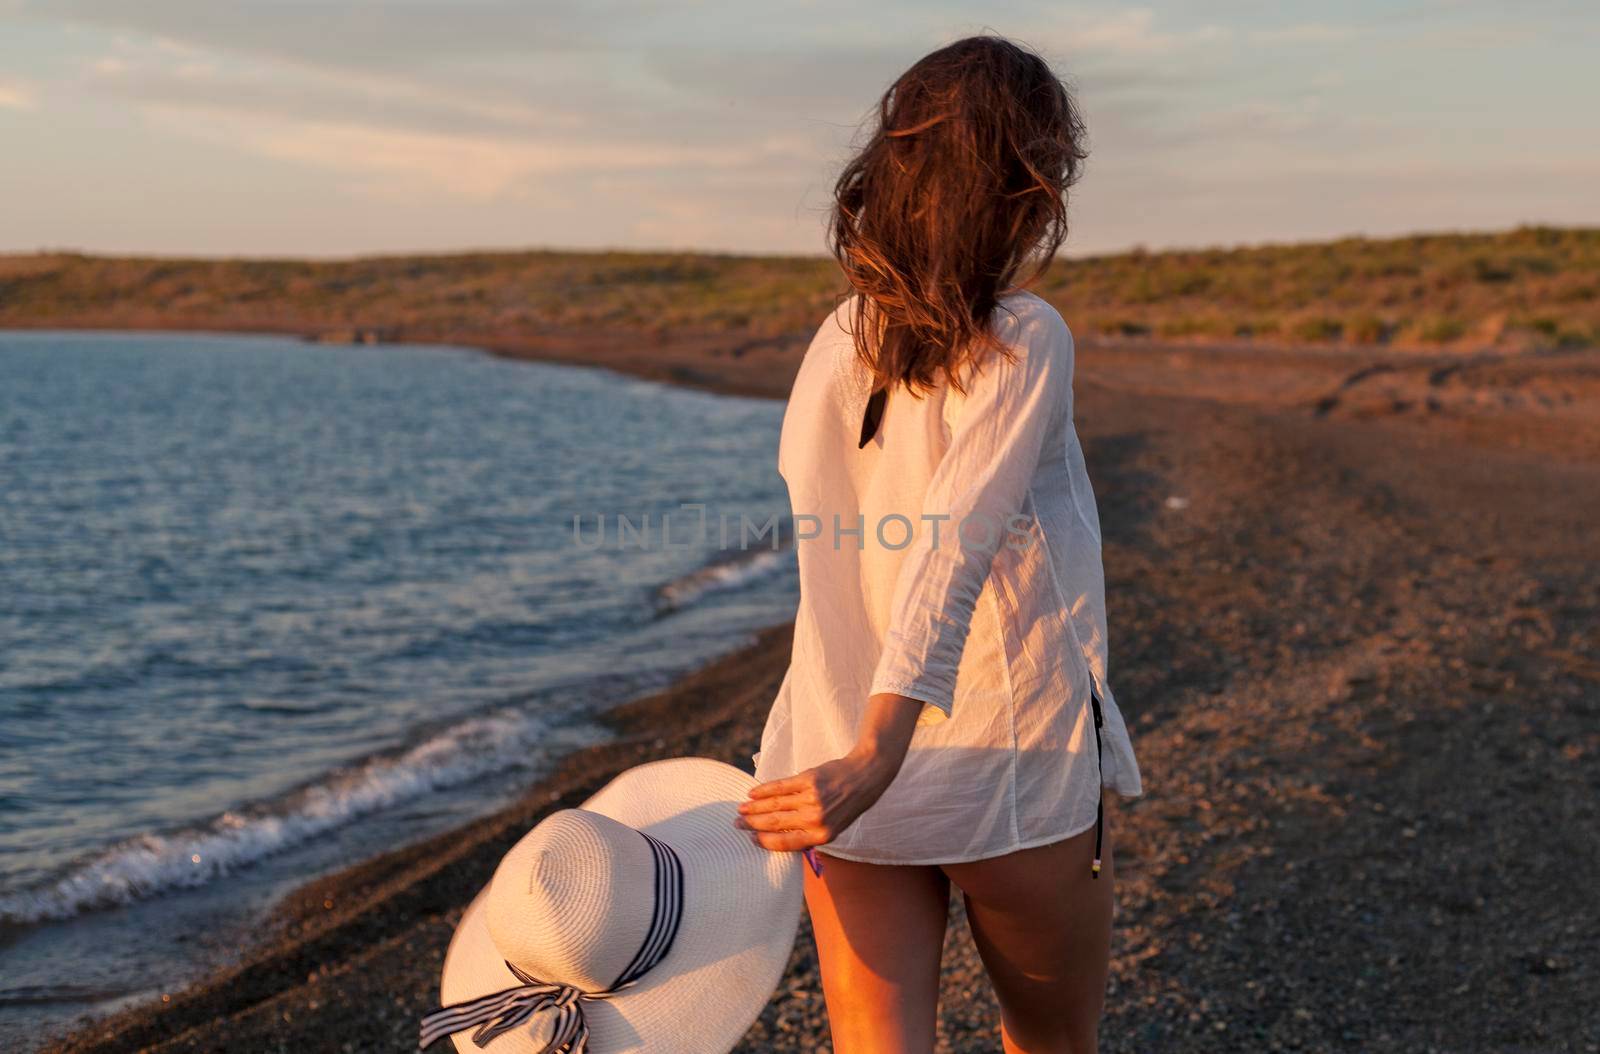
top-left (804, 852), bottom-right (951, 1053)
top-left (940, 819), bottom-right (1114, 1054)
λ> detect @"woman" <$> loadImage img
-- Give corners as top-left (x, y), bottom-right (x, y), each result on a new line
top-left (736, 35), bottom-right (1143, 1054)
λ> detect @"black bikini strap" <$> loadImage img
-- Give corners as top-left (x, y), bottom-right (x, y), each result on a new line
top-left (858, 387), bottom-right (887, 448)
top-left (1090, 691), bottom-right (1105, 879)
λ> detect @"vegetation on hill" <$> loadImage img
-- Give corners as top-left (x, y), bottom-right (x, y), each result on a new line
top-left (1, 226), bottom-right (1595, 351)
top-left (1040, 226), bottom-right (1600, 350)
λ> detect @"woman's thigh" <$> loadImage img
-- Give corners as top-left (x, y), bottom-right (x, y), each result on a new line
top-left (804, 852), bottom-right (951, 1054)
top-left (940, 820), bottom-right (1115, 1054)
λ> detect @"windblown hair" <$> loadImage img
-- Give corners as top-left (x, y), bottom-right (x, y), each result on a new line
top-left (829, 35), bottom-right (1087, 395)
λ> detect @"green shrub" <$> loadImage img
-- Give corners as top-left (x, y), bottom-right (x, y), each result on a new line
top-left (1344, 314), bottom-right (1387, 343)
top-left (1097, 318), bottom-right (1152, 337)
top-left (1166, 271), bottom-right (1213, 297)
top-left (1291, 316), bottom-right (1344, 342)
top-left (1414, 317), bottom-right (1467, 343)
top-left (1157, 316), bottom-right (1231, 339)
top-left (1231, 317), bottom-right (1281, 338)
top-left (1471, 257), bottom-right (1516, 283)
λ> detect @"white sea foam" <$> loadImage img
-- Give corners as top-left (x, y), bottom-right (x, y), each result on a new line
top-left (0, 711), bottom-right (605, 926)
top-left (655, 548), bottom-right (794, 612)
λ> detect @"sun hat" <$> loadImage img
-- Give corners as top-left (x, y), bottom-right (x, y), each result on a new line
top-left (419, 757), bottom-right (804, 1054)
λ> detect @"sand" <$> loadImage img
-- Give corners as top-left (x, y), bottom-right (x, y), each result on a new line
top-left (46, 331), bottom-right (1600, 1053)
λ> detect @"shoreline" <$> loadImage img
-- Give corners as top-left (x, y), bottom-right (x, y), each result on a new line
top-left (50, 622), bottom-right (798, 1054)
top-left (0, 318), bottom-right (808, 400)
top-left (6, 318), bottom-right (1595, 458)
top-left (39, 324), bottom-right (1600, 1051)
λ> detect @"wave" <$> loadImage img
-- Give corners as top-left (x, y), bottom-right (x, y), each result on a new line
top-left (653, 546), bottom-right (794, 613)
top-left (0, 710), bottom-right (604, 926)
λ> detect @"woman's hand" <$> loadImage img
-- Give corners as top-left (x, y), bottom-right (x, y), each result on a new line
top-left (736, 749), bottom-right (898, 850)
top-left (737, 692), bottom-right (925, 851)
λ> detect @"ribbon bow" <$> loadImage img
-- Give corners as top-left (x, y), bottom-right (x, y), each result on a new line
top-left (418, 963), bottom-right (600, 1052)
top-left (419, 831), bottom-right (683, 1051)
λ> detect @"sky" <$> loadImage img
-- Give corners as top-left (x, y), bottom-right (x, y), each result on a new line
top-left (0, 1), bottom-right (1596, 258)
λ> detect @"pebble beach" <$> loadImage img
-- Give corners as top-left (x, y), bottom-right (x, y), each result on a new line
top-left (46, 333), bottom-right (1600, 1054)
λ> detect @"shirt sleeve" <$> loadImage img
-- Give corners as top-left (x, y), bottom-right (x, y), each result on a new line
top-left (868, 305), bottom-right (1074, 718)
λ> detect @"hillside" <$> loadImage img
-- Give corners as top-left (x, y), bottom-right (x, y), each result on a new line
top-left (2, 227), bottom-right (1596, 358)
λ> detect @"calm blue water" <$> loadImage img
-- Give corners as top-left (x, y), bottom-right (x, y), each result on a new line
top-left (0, 331), bottom-right (796, 1041)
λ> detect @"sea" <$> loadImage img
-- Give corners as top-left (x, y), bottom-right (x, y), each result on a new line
top-left (0, 331), bottom-right (799, 1048)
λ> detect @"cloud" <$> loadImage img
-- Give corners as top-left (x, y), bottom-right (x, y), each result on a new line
top-left (1411, 22), bottom-right (1545, 48)
top-left (1042, 8), bottom-right (1230, 59)
top-left (1246, 24), bottom-right (1358, 46)
top-left (0, 76), bottom-right (35, 109)
top-left (42, 2), bottom-right (1215, 172)
top-left (86, 29), bottom-right (838, 204)
top-left (148, 105), bottom-right (814, 201)
top-left (86, 47), bottom-right (588, 141)
top-left (39, 2), bottom-right (1206, 115)
top-left (24, 0), bottom-right (611, 72)
top-left (25, 0), bottom-right (814, 95)
top-left (9, 0), bottom-right (1597, 256)
top-left (628, 193), bottom-right (814, 251)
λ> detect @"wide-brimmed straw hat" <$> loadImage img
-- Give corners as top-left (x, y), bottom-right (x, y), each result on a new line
top-left (419, 757), bottom-right (803, 1054)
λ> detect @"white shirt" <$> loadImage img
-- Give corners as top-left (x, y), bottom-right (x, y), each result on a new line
top-left (753, 290), bottom-right (1143, 864)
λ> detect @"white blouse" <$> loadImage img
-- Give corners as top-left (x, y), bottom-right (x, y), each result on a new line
top-left (753, 290), bottom-right (1143, 865)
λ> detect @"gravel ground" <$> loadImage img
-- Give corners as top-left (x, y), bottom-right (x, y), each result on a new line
top-left (47, 343), bottom-right (1600, 1054)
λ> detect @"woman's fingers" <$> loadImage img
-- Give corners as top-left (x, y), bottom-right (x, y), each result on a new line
top-left (746, 774), bottom-right (809, 800)
top-left (753, 828), bottom-right (821, 852)
top-left (735, 809), bottom-right (804, 832)
top-left (738, 792), bottom-right (811, 816)
top-left (740, 766), bottom-right (829, 852)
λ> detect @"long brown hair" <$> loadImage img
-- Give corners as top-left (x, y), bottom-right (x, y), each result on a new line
top-left (829, 35), bottom-right (1086, 395)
